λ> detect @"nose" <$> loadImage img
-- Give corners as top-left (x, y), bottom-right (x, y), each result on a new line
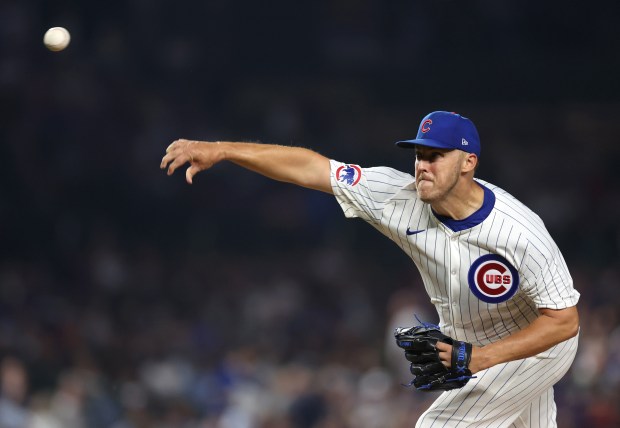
top-left (416, 158), bottom-right (429, 173)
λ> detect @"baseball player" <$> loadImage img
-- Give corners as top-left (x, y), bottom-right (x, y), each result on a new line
top-left (161, 111), bottom-right (579, 427)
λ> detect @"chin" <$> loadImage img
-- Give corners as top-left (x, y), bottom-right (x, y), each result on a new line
top-left (416, 184), bottom-right (434, 203)
top-left (419, 195), bottom-right (434, 203)
top-left (417, 191), bottom-right (434, 203)
top-left (418, 187), bottom-right (446, 203)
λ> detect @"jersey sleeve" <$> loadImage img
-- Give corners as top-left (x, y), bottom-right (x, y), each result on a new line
top-left (329, 159), bottom-right (415, 223)
top-left (520, 244), bottom-right (580, 310)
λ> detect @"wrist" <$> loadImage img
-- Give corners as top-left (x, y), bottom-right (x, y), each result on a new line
top-left (471, 345), bottom-right (494, 373)
top-left (214, 141), bottom-right (228, 163)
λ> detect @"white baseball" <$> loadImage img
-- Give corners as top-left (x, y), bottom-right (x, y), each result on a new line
top-left (43, 27), bottom-right (71, 52)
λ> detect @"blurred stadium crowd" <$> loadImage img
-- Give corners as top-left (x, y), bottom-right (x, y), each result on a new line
top-left (2, 0), bottom-right (620, 427)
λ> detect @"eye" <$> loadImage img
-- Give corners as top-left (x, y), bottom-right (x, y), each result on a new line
top-left (416, 150), bottom-right (443, 162)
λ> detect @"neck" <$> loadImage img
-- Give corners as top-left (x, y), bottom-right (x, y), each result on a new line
top-left (431, 179), bottom-right (484, 220)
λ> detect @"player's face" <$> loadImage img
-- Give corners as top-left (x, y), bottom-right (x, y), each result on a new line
top-left (414, 147), bottom-right (465, 203)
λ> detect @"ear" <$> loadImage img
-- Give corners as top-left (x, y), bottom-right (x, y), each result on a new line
top-left (461, 153), bottom-right (478, 173)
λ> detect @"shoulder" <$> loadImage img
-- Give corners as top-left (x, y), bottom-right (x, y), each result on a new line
top-left (330, 160), bottom-right (415, 192)
top-left (477, 178), bottom-right (559, 254)
top-left (477, 178), bottom-right (544, 228)
top-left (329, 161), bottom-right (418, 220)
top-left (365, 166), bottom-right (415, 187)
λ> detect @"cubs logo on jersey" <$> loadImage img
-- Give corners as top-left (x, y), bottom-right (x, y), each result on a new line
top-left (335, 164), bottom-right (362, 186)
top-left (467, 254), bottom-right (519, 303)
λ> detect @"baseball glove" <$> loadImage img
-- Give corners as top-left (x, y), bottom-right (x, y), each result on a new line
top-left (394, 322), bottom-right (475, 391)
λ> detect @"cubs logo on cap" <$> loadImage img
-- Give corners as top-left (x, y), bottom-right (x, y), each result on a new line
top-left (395, 111), bottom-right (481, 157)
top-left (467, 254), bottom-right (519, 303)
top-left (336, 164), bottom-right (362, 186)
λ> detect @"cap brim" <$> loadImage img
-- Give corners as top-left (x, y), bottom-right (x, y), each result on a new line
top-left (395, 139), bottom-right (454, 150)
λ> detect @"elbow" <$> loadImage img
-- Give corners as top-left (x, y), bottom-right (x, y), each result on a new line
top-left (540, 305), bottom-right (580, 341)
top-left (561, 306), bottom-right (580, 340)
top-left (567, 310), bottom-right (580, 338)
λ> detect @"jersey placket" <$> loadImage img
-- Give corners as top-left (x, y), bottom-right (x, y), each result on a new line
top-left (447, 230), bottom-right (464, 331)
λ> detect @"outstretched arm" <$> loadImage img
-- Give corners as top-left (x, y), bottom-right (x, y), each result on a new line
top-left (160, 139), bottom-right (333, 194)
top-left (437, 305), bottom-right (579, 373)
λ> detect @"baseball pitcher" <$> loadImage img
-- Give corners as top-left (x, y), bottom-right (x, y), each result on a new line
top-left (161, 111), bottom-right (579, 427)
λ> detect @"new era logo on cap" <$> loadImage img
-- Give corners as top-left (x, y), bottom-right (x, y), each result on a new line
top-left (395, 111), bottom-right (481, 156)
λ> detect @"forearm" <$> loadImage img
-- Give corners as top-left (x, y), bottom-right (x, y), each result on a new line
top-left (161, 139), bottom-right (333, 190)
top-left (219, 142), bottom-right (332, 193)
top-left (473, 306), bottom-right (579, 372)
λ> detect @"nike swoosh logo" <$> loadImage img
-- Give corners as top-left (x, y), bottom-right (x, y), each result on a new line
top-left (406, 227), bottom-right (424, 236)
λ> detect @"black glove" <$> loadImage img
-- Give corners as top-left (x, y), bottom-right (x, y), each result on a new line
top-left (394, 323), bottom-right (475, 391)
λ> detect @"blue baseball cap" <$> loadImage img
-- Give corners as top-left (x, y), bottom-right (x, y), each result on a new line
top-left (395, 111), bottom-right (481, 156)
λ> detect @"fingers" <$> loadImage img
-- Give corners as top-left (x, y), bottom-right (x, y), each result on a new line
top-left (435, 341), bottom-right (450, 352)
top-left (166, 139), bottom-right (186, 153)
top-left (161, 140), bottom-right (181, 169)
top-left (160, 139), bottom-right (191, 174)
top-left (436, 341), bottom-right (452, 368)
top-left (161, 139), bottom-right (214, 183)
top-left (166, 156), bottom-right (189, 176)
top-left (186, 165), bottom-right (200, 184)
top-left (160, 152), bottom-right (175, 170)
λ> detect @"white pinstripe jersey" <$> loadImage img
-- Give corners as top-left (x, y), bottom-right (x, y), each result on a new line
top-left (330, 160), bottom-right (580, 346)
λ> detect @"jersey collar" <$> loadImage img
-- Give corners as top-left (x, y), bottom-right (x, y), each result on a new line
top-left (431, 183), bottom-right (495, 232)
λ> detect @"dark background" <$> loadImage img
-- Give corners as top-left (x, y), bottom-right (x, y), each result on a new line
top-left (1, 0), bottom-right (619, 427)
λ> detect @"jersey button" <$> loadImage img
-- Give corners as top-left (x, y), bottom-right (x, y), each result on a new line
top-left (451, 236), bottom-right (457, 241)
top-left (451, 269), bottom-right (457, 275)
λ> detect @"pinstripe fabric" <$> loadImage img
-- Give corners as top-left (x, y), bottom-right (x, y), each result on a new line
top-left (415, 335), bottom-right (577, 427)
top-left (330, 161), bottom-right (580, 427)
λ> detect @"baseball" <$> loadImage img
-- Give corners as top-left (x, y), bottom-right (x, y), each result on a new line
top-left (43, 27), bottom-right (71, 52)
